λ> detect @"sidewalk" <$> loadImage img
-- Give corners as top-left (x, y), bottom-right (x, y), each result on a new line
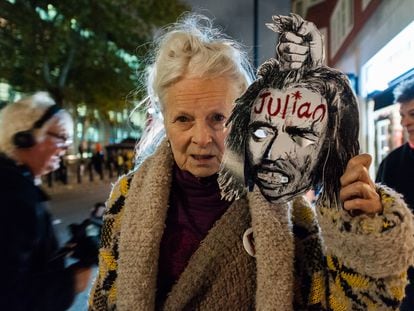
top-left (46, 175), bottom-right (118, 311)
top-left (43, 174), bottom-right (118, 196)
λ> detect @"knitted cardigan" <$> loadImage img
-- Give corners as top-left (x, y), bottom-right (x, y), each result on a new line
top-left (89, 140), bottom-right (414, 310)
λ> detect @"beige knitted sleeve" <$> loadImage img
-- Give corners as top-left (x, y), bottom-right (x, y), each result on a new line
top-left (317, 185), bottom-right (414, 309)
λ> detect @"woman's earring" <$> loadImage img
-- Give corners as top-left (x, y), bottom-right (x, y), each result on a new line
top-left (167, 141), bottom-right (171, 148)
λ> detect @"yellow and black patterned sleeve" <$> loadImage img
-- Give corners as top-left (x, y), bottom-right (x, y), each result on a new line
top-left (316, 185), bottom-right (414, 310)
top-left (88, 174), bottom-right (132, 311)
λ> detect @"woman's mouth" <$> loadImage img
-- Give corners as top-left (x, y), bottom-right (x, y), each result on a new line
top-left (192, 154), bottom-right (214, 160)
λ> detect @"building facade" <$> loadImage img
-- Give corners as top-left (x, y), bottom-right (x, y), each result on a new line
top-left (293, 0), bottom-right (414, 176)
top-left (0, 88), bottom-right (141, 158)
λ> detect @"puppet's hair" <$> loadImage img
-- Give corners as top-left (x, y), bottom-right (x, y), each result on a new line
top-left (219, 60), bottom-right (359, 206)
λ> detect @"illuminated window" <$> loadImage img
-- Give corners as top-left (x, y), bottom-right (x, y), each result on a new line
top-left (0, 83), bottom-right (10, 101)
top-left (362, 20), bottom-right (414, 96)
top-left (86, 127), bottom-right (99, 142)
top-left (108, 111), bottom-right (115, 121)
top-left (77, 105), bottom-right (86, 117)
top-left (76, 122), bottom-right (83, 139)
top-left (376, 118), bottom-right (390, 165)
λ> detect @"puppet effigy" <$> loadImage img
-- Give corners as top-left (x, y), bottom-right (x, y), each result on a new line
top-left (219, 13), bottom-right (359, 206)
top-left (216, 14), bottom-right (413, 310)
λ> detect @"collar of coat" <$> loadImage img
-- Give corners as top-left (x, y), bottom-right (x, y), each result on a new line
top-left (116, 139), bottom-right (297, 310)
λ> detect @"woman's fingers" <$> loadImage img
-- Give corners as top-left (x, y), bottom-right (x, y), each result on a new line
top-left (340, 154), bottom-right (382, 215)
top-left (340, 154), bottom-right (374, 188)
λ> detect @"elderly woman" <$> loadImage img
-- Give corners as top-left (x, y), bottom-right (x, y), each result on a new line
top-left (0, 92), bottom-right (92, 310)
top-left (89, 14), bottom-right (414, 310)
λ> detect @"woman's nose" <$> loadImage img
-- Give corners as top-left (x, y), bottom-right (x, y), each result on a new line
top-left (191, 122), bottom-right (213, 147)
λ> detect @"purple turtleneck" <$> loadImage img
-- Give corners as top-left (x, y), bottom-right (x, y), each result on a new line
top-left (156, 164), bottom-right (232, 304)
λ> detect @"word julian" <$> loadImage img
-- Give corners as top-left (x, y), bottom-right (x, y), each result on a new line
top-left (253, 90), bottom-right (327, 121)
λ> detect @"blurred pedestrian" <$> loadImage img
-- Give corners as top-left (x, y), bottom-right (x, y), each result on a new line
top-left (56, 155), bottom-right (68, 184)
top-left (0, 92), bottom-right (92, 310)
top-left (78, 140), bottom-right (87, 175)
top-left (376, 78), bottom-right (414, 209)
top-left (376, 77), bottom-right (414, 310)
top-left (91, 142), bottom-right (104, 179)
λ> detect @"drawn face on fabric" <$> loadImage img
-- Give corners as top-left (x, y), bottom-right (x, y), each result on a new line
top-left (247, 87), bottom-right (328, 203)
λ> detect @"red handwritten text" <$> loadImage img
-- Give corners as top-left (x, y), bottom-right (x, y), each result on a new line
top-left (253, 91), bottom-right (326, 121)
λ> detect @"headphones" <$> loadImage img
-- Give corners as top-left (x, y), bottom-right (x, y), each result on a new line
top-left (13, 104), bottom-right (62, 148)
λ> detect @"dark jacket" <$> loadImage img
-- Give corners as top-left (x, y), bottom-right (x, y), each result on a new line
top-left (0, 154), bottom-right (75, 311)
top-left (376, 143), bottom-right (414, 310)
top-left (376, 142), bottom-right (414, 210)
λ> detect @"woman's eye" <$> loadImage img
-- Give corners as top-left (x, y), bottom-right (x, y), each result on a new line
top-left (212, 114), bottom-right (226, 122)
top-left (175, 115), bottom-right (190, 122)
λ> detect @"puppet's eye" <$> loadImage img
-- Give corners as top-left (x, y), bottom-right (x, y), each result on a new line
top-left (291, 135), bottom-right (316, 147)
top-left (252, 128), bottom-right (270, 140)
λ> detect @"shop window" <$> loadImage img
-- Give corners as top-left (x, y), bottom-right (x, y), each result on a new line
top-left (375, 118), bottom-right (390, 165)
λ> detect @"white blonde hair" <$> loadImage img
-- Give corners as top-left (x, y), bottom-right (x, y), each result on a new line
top-left (0, 92), bottom-right (73, 159)
top-left (135, 13), bottom-right (255, 164)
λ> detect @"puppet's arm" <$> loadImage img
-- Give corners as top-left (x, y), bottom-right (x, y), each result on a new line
top-left (267, 13), bottom-right (324, 71)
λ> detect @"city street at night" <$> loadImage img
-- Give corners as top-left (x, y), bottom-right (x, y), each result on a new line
top-left (2, 0), bottom-right (414, 309)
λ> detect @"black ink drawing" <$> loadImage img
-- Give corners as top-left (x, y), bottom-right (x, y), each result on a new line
top-left (218, 13), bottom-right (360, 205)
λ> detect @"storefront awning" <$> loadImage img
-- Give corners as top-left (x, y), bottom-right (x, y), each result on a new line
top-left (371, 68), bottom-right (414, 111)
top-left (372, 87), bottom-right (395, 110)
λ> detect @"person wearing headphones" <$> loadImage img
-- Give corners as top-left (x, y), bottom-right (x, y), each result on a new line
top-left (0, 92), bottom-right (92, 310)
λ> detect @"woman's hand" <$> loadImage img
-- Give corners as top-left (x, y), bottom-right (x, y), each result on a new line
top-left (277, 20), bottom-right (324, 70)
top-left (339, 154), bottom-right (382, 216)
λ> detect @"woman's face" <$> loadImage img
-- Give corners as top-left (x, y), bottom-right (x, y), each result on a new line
top-left (17, 117), bottom-right (73, 177)
top-left (163, 75), bottom-right (241, 177)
